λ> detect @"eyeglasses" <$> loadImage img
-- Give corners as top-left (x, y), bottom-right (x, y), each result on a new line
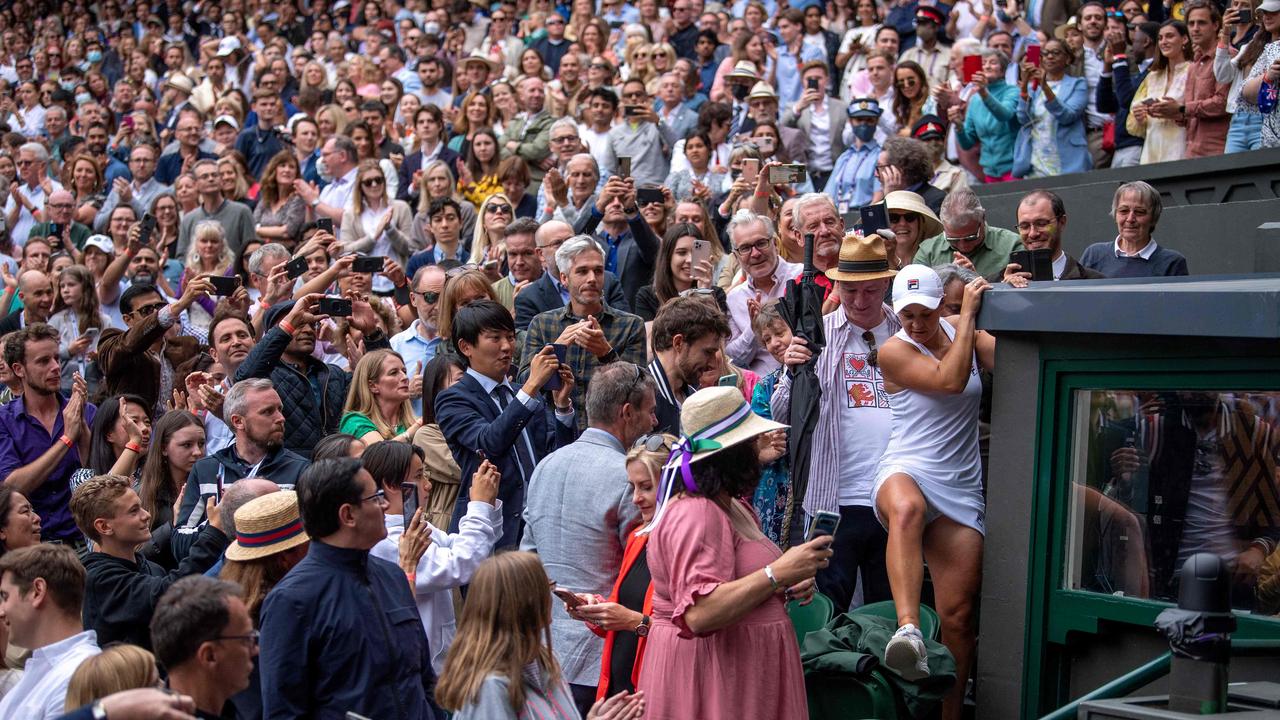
top-left (551, 135), bottom-right (578, 144)
top-left (590, 63), bottom-right (610, 70)
top-left (361, 177), bottom-right (385, 188)
top-left (680, 287), bottom-right (717, 298)
top-left (861, 331), bottom-right (879, 368)
top-left (888, 212), bottom-right (919, 224)
top-left (1015, 218), bottom-right (1059, 232)
top-left (485, 204), bottom-right (512, 214)
top-left (361, 489), bottom-right (388, 504)
top-left (945, 230), bottom-right (983, 245)
top-left (133, 302), bottom-right (167, 317)
top-left (547, 18), bottom-right (565, 24)
top-left (216, 630), bottom-right (260, 647)
top-left (896, 77), bottom-right (919, 87)
top-left (633, 433), bottom-right (671, 453)
top-left (733, 238), bottom-right (773, 257)
top-left (413, 289), bottom-right (441, 304)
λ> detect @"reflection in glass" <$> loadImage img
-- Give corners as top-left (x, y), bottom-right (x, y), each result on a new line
top-left (1066, 390), bottom-right (1280, 615)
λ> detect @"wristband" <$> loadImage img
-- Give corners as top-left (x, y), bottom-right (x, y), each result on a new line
top-left (260, 297), bottom-right (272, 310)
top-left (405, 571), bottom-right (416, 588)
top-left (754, 190), bottom-right (771, 198)
top-left (763, 564), bottom-right (781, 592)
top-left (125, 442), bottom-right (143, 454)
top-left (59, 434), bottom-right (74, 449)
top-left (278, 320), bottom-right (297, 336)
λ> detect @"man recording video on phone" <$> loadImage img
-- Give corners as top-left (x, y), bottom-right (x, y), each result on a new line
top-left (27, 189), bottom-right (89, 252)
top-left (999, 190), bottom-right (1105, 286)
top-left (606, 79), bottom-right (676, 186)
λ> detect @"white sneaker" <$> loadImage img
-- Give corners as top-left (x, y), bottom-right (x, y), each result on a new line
top-left (884, 623), bottom-right (930, 681)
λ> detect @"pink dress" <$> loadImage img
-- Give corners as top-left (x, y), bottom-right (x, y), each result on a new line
top-left (637, 496), bottom-right (808, 720)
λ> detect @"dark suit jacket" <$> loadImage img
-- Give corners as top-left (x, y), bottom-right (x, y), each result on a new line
top-left (434, 372), bottom-right (577, 548)
top-left (513, 269), bottom-right (628, 332)
top-left (0, 310), bottom-right (21, 336)
top-left (396, 146), bottom-right (461, 203)
top-left (573, 209), bottom-right (661, 308)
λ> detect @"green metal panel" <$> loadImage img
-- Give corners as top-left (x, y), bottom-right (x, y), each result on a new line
top-left (1018, 352), bottom-right (1280, 719)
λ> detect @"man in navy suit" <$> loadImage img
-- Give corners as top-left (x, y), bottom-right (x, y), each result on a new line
top-left (434, 300), bottom-right (578, 548)
top-left (396, 105), bottom-right (460, 204)
top-left (515, 220), bottom-right (629, 331)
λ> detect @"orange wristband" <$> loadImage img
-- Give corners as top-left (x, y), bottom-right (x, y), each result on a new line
top-left (59, 434), bottom-right (74, 448)
top-left (125, 442), bottom-right (143, 454)
top-left (279, 320), bottom-right (297, 335)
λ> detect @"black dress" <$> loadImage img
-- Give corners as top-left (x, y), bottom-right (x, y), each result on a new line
top-left (607, 545), bottom-right (651, 695)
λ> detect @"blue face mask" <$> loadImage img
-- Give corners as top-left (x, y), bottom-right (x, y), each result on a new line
top-left (75, 92), bottom-right (92, 105)
top-left (852, 124), bottom-right (877, 142)
top-left (60, 79), bottom-right (78, 91)
top-left (87, 50), bottom-right (103, 64)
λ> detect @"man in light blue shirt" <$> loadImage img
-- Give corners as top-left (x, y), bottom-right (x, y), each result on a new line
top-left (390, 265), bottom-right (445, 416)
top-left (775, 8), bottom-right (826, 108)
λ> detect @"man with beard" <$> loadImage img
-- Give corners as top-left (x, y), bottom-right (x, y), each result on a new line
top-left (175, 379), bottom-right (308, 530)
top-left (234, 294), bottom-right (391, 458)
top-left (202, 308), bottom-right (257, 455)
top-left (97, 279), bottom-right (208, 418)
top-left (490, 218), bottom-right (543, 314)
top-left (392, 265), bottom-right (446, 416)
top-left (647, 295), bottom-right (730, 435)
top-left (0, 324), bottom-right (96, 545)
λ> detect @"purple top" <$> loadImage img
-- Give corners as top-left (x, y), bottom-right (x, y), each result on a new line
top-left (0, 395), bottom-right (98, 541)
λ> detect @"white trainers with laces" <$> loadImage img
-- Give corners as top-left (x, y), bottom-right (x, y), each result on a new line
top-left (884, 623), bottom-right (930, 681)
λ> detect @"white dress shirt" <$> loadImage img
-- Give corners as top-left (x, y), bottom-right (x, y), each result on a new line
top-left (0, 630), bottom-right (100, 720)
top-left (319, 167), bottom-right (358, 215)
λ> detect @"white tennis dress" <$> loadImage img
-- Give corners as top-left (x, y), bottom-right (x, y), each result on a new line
top-left (872, 320), bottom-right (986, 535)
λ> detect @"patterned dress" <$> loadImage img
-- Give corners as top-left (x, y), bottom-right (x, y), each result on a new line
top-left (750, 369), bottom-right (793, 547)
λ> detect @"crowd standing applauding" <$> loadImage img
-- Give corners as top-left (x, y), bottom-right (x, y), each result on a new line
top-left (0, 0), bottom-right (1275, 718)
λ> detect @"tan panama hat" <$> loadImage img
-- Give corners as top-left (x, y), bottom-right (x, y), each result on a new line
top-left (747, 81), bottom-right (778, 101)
top-left (884, 190), bottom-right (944, 238)
top-left (727, 60), bottom-right (760, 81)
top-left (461, 49), bottom-right (502, 76)
top-left (825, 231), bottom-right (899, 283)
top-left (224, 491), bottom-right (309, 562)
top-left (671, 386), bottom-right (786, 466)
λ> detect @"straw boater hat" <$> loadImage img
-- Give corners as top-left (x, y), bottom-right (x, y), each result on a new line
top-left (884, 190), bottom-right (944, 238)
top-left (747, 80), bottom-right (778, 101)
top-left (643, 386), bottom-right (786, 531)
top-left (727, 60), bottom-right (760, 82)
top-left (1054, 16), bottom-right (1081, 40)
top-left (165, 73), bottom-right (194, 95)
top-left (461, 49), bottom-right (502, 75)
top-left (825, 231), bottom-right (898, 283)
top-left (224, 491), bottom-right (309, 562)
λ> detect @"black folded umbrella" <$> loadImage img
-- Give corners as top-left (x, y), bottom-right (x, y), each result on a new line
top-left (777, 233), bottom-right (827, 545)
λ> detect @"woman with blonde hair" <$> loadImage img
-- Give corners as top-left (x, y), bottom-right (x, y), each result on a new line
top-left (438, 269), bottom-right (498, 344)
top-left (64, 645), bottom-right (158, 711)
top-left (316, 104), bottom-right (349, 140)
top-left (340, 349), bottom-right (422, 444)
top-left (254, 150), bottom-right (307, 248)
top-left (183, 219), bottom-right (236, 331)
top-left (436, 551), bottom-right (645, 719)
top-left (338, 160), bottom-right (416, 293)
top-left (625, 42), bottom-right (655, 85)
top-left (646, 43), bottom-right (677, 95)
top-left (469, 193), bottom-right (515, 281)
top-left (412, 160), bottom-right (479, 249)
top-left (217, 153), bottom-right (256, 208)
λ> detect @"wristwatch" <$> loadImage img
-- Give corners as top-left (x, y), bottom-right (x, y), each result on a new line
top-left (634, 614), bottom-right (651, 637)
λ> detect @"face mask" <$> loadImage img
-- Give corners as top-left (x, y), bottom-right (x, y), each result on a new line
top-left (87, 50), bottom-right (103, 64)
top-left (852, 124), bottom-right (876, 142)
top-left (60, 79), bottom-right (78, 91)
top-left (75, 92), bottom-right (92, 105)
top-left (730, 83), bottom-right (749, 100)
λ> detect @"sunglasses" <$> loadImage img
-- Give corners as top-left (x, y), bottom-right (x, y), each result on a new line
top-left (362, 177), bottom-right (385, 187)
top-left (133, 302), bottom-right (167, 317)
top-left (486, 204), bottom-right (512, 214)
top-left (633, 433), bottom-right (671, 453)
top-left (414, 289), bottom-right (441, 303)
top-left (861, 331), bottom-right (879, 368)
top-left (888, 212), bottom-right (919, 223)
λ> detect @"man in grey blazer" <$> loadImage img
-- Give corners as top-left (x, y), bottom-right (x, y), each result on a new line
top-left (519, 362), bottom-right (658, 717)
top-left (781, 60), bottom-right (849, 191)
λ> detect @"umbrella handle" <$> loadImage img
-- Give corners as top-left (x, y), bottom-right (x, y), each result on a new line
top-left (803, 232), bottom-right (816, 273)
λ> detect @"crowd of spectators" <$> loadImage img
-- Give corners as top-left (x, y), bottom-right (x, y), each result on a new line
top-left (0, 0), bottom-right (1278, 718)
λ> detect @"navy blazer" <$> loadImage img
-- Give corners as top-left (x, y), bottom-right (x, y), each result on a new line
top-left (397, 146), bottom-right (461, 203)
top-left (434, 372), bottom-right (577, 548)
top-left (513, 269), bottom-right (629, 332)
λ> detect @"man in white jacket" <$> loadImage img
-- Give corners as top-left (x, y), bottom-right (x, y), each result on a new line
top-left (368, 444), bottom-right (502, 672)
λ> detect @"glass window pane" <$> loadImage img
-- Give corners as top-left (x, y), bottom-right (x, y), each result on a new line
top-left (1065, 389), bottom-right (1280, 615)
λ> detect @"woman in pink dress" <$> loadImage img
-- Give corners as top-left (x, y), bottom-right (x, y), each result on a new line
top-left (636, 387), bottom-right (835, 720)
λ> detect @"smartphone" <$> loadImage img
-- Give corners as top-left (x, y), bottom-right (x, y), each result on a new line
top-left (553, 586), bottom-right (588, 609)
top-left (623, 105), bottom-right (642, 117)
top-left (400, 482), bottom-right (419, 522)
top-left (207, 275), bottom-right (240, 296)
top-left (608, 19), bottom-right (624, 29)
top-left (859, 202), bottom-right (889, 236)
top-left (767, 164), bottom-right (807, 185)
top-left (962, 55), bottom-right (982, 83)
top-left (1008, 248), bottom-right (1054, 281)
top-left (316, 217), bottom-right (334, 234)
top-left (1238, 8), bottom-right (1252, 24)
top-left (545, 343), bottom-right (568, 392)
top-left (717, 374), bottom-right (737, 387)
top-left (1025, 44), bottom-right (1041, 67)
top-left (352, 255), bottom-right (386, 273)
top-left (636, 187), bottom-right (664, 206)
top-left (47, 222), bottom-right (63, 240)
top-left (285, 255), bottom-right (308, 279)
top-left (806, 76), bottom-right (819, 91)
top-left (754, 136), bottom-right (775, 154)
top-left (318, 296), bottom-right (353, 316)
top-left (692, 238), bottom-right (711, 269)
top-left (742, 157), bottom-right (760, 184)
top-left (138, 213), bottom-right (157, 246)
top-left (618, 156), bottom-right (632, 179)
top-left (122, 115), bottom-right (134, 130)
top-left (806, 510), bottom-right (841, 541)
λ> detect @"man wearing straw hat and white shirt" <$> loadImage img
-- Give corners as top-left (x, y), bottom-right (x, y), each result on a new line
top-left (771, 229), bottom-right (899, 614)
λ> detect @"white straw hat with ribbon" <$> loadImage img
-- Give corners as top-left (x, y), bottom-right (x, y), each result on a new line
top-left (641, 386), bottom-right (786, 533)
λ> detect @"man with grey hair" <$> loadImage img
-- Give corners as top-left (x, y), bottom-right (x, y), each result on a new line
top-left (516, 220), bottom-right (629, 331)
top-left (176, 378), bottom-right (308, 530)
top-left (548, 153), bottom-right (603, 227)
top-left (536, 120), bottom-right (597, 220)
top-left (177, 158), bottom-right (255, 257)
top-left (94, 142), bottom-right (166, 233)
top-left (520, 236), bottom-right (645, 430)
top-left (4, 141), bottom-right (62, 247)
top-left (656, 71), bottom-right (700, 140)
top-left (520, 360), bottom-right (654, 714)
top-left (296, 135), bottom-right (359, 224)
top-left (726, 209), bottom-right (802, 375)
top-left (245, 243), bottom-right (292, 311)
top-left (912, 187), bottom-right (1023, 278)
top-left (790, 193), bottom-right (848, 293)
top-left (1080, 180), bottom-right (1189, 277)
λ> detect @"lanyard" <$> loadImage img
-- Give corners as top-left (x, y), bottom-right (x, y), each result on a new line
top-left (837, 148), bottom-right (875, 202)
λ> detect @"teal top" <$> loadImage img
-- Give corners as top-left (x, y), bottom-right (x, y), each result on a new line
top-left (338, 411), bottom-right (406, 439)
top-left (955, 81), bottom-right (1020, 178)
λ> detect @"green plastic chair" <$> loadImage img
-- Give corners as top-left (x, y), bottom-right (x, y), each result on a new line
top-left (787, 591), bottom-right (835, 645)
top-left (806, 670), bottom-right (901, 720)
top-left (851, 600), bottom-right (941, 641)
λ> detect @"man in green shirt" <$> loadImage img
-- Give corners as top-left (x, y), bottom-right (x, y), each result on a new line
top-left (912, 187), bottom-right (1022, 278)
top-left (27, 190), bottom-right (91, 252)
